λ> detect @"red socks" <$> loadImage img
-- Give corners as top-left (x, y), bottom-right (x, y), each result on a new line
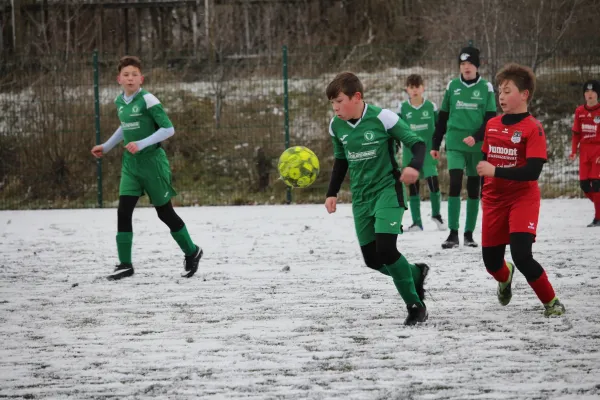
top-left (487, 260), bottom-right (510, 283)
top-left (528, 271), bottom-right (556, 304)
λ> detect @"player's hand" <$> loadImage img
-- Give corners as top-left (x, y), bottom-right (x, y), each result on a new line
top-left (463, 136), bottom-right (476, 147)
top-left (325, 197), bottom-right (337, 214)
top-left (569, 153), bottom-right (577, 161)
top-left (91, 145), bottom-right (104, 158)
top-left (125, 142), bottom-right (140, 154)
top-left (400, 167), bottom-right (419, 185)
top-left (430, 150), bottom-right (440, 160)
top-left (477, 161), bottom-right (496, 177)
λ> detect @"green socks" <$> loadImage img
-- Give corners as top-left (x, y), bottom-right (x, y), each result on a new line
top-left (448, 196), bottom-right (461, 231)
top-left (430, 191), bottom-right (441, 217)
top-left (171, 225), bottom-right (197, 256)
top-left (385, 255), bottom-right (422, 306)
top-left (466, 198), bottom-right (480, 233)
top-left (409, 195), bottom-right (422, 226)
top-left (116, 232), bottom-right (133, 264)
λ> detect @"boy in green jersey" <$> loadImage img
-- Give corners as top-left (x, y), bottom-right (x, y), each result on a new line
top-left (431, 46), bottom-right (497, 249)
top-left (91, 56), bottom-right (202, 280)
top-left (324, 72), bottom-right (430, 326)
top-left (398, 74), bottom-right (445, 232)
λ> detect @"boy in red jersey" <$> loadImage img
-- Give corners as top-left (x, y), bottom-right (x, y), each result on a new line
top-left (476, 63), bottom-right (565, 317)
top-left (569, 80), bottom-right (600, 227)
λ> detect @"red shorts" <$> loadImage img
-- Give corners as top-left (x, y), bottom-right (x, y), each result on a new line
top-left (482, 198), bottom-right (540, 247)
top-left (579, 145), bottom-right (600, 180)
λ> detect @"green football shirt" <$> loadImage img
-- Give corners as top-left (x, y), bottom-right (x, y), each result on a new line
top-left (329, 103), bottom-right (423, 197)
top-left (115, 89), bottom-right (173, 155)
top-left (398, 99), bottom-right (438, 150)
top-left (440, 76), bottom-right (496, 152)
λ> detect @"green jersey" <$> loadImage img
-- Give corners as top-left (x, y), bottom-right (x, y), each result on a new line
top-left (329, 103), bottom-right (424, 197)
top-left (398, 99), bottom-right (438, 151)
top-left (115, 89), bottom-right (173, 156)
top-left (440, 76), bottom-right (496, 153)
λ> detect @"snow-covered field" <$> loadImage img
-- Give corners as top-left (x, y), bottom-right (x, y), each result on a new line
top-left (1, 199), bottom-right (599, 399)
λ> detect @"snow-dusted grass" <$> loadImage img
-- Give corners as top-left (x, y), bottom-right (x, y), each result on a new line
top-left (1, 199), bottom-right (599, 399)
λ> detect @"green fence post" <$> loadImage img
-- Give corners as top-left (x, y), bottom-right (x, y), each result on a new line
top-left (93, 50), bottom-right (103, 208)
top-left (283, 45), bottom-right (291, 204)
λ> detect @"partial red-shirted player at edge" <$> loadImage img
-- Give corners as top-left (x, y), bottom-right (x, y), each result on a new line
top-left (476, 63), bottom-right (565, 317)
top-left (570, 80), bottom-right (600, 227)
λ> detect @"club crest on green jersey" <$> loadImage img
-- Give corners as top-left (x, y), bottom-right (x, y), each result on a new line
top-left (422, 110), bottom-right (429, 118)
top-left (364, 131), bottom-right (375, 141)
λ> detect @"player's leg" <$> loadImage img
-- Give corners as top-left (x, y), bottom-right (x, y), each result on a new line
top-left (426, 176), bottom-right (445, 230)
top-left (464, 152), bottom-right (483, 247)
top-left (355, 199), bottom-right (390, 277)
top-left (579, 151), bottom-right (593, 202)
top-left (590, 179), bottom-right (600, 227)
top-left (141, 150), bottom-right (202, 277)
top-left (508, 201), bottom-right (565, 316)
top-left (481, 201), bottom-right (512, 305)
top-left (374, 186), bottom-right (428, 324)
top-left (579, 179), bottom-right (593, 201)
top-left (108, 159), bottom-right (143, 281)
top-left (443, 150), bottom-right (465, 248)
top-left (407, 180), bottom-right (423, 231)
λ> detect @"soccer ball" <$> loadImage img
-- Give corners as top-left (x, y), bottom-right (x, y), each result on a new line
top-left (278, 146), bottom-right (320, 188)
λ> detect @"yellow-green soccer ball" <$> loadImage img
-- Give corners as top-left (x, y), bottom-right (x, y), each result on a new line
top-left (278, 146), bottom-right (320, 188)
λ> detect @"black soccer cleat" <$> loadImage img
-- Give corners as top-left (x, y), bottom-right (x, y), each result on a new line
top-left (464, 231), bottom-right (479, 247)
top-left (587, 219), bottom-right (600, 227)
top-left (414, 263), bottom-right (430, 302)
top-left (181, 246), bottom-right (203, 278)
top-left (404, 302), bottom-right (428, 326)
top-left (107, 263), bottom-right (134, 281)
top-left (442, 230), bottom-right (459, 249)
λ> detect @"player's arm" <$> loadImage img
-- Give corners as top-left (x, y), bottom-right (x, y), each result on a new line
top-left (494, 124), bottom-right (547, 181)
top-left (380, 109), bottom-right (425, 171)
top-left (432, 85), bottom-right (451, 151)
top-left (570, 111), bottom-right (581, 157)
top-left (136, 94), bottom-right (175, 150)
top-left (473, 82), bottom-right (497, 142)
top-left (326, 121), bottom-right (348, 198)
top-left (101, 126), bottom-right (124, 153)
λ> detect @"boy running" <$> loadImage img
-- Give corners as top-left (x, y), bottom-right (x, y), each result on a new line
top-left (432, 46), bottom-right (497, 249)
top-left (398, 74), bottom-right (445, 231)
top-left (325, 72), bottom-right (430, 326)
top-left (91, 56), bottom-right (203, 280)
top-left (477, 63), bottom-right (565, 317)
top-left (569, 80), bottom-right (600, 227)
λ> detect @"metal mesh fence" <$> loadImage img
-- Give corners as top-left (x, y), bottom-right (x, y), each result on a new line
top-left (0, 40), bottom-right (598, 209)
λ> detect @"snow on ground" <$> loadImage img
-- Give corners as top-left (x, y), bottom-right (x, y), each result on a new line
top-left (0, 199), bottom-right (599, 399)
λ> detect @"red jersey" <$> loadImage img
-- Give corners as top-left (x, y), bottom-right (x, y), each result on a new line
top-left (482, 115), bottom-right (547, 203)
top-left (572, 104), bottom-right (600, 146)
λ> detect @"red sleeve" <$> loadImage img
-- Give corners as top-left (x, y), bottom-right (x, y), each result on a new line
top-left (571, 109), bottom-right (581, 133)
top-left (482, 121), bottom-right (490, 154)
top-left (526, 122), bottom-right (547, 160)
top-left (571, 132), bottom-right (581, 154)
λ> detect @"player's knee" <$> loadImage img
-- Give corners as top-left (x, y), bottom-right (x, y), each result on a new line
top-left (580, 180), bottom-right (592, 193)
top-left (361, 242), bottom-right (381, 270)
top-left (376, 246), bottom-right (400, 266)
top-left (591, 180), bottom-right (600, 192)
top-left (427, 176), bottom-right (440, 193)
top-left (155, 202), bottom-right (185, 231)
top-left (466, 176), bottom-right (480, 199)
top-left (449, 169), bottom-right (463, 197)
top-left (482, 246), bottom-right (504, 272)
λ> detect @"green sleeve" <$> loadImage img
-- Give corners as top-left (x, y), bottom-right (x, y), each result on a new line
top-left (328, 120), bottom-right (346, 159)
top-left (379, 109), bottom-right (424, 148)
top-left (148, 103), bottom-right (174, 129)
top-left (485, 83), bottom-right (497, 113)
top-left (440, 83), bottom-right (451, 113)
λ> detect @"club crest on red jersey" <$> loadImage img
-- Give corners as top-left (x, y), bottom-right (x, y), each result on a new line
top-left (511, 131), bottom-right (522, 144)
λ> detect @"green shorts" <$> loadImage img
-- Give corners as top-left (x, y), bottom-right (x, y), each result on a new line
top-left (446, 150), bottom-right (483, 177)
top-left (119, 148), bottom-right (177, 206)
top-left (402, 147), bottom-right (438, 179)
top-left (352, 185), bottom-right (405, 246)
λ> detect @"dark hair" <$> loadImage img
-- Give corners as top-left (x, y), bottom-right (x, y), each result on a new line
top-left (118, 56), bottom-right (143, 73)
top-left (405, 74), bottom-right (424, 87)
top-left (326, 72), bottom-right (363, 100)
top-left (496, 63), bottom-right (536, 103)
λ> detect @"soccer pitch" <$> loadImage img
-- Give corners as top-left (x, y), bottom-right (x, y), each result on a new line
top-left (1, 199), bottom-right (599, 399)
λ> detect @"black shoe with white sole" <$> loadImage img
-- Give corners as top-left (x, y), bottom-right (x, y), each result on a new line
top-left (463, 231), bottom-right (479, 247)
top-left (107, 263), bottom-right (134, 281)
top-left (442, 230), bottom-right (459, 249)
top-left (181, 246), bottom-right (203, 278)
